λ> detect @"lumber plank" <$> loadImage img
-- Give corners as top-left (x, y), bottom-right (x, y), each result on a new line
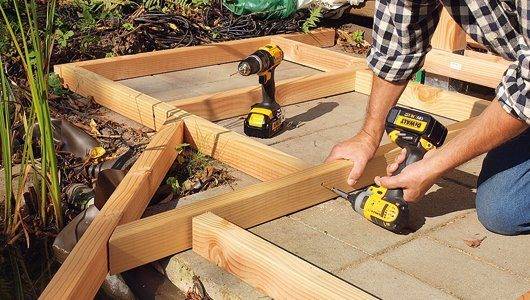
top-left (271, 36), bottom-right (366, 71)
top-left (167, 69), bottom-right (356, 121)
top-left (40, 122), bottom-right (184, 299)
top-left (55, 64), bottom-right (175, 130)
top-left (192, 212), bottom-right (376, 300)
top-left (108, 120), bottom-right (470, 274)
top-left (183, 115), bottom-right (309, 181)
top-left (107, 143), bottom-right (392, 274)
top-left (424, 48), bottom-right (507, 88)
top-left (56, 29), bottom-right (336, 81)
top-left (430, 8), bottom-right (466, 52)
top-left (55, 64), bottom-right (309, 181)
top-left (466, 34), bottom-right (488, 51)
top-left (463, 50), bottom-right (512, 67)
top-left (518, 291), bottom-right (530, 300)
top-left (354, 70), bottom-right (490, 121)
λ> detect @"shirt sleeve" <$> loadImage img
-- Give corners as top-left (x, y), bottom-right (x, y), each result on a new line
top-left (496, 4), bottom-right (530, 124)
top-left (367, 0), bottom-right (443, 82)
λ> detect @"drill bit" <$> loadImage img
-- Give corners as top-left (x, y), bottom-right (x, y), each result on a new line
top-left (321, 183), bottom-right (351, 200)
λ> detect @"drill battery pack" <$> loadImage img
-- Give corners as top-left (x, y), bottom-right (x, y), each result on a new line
top-left (385, 106), bottom-right (448, 148)
top-left (244, 102), bottom-right (284, 139)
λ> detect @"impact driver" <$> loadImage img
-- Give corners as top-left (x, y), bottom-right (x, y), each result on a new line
top-left (324, 106), bottom-right (448, 233)
top-left (238, 44), bottom-right (284, 139)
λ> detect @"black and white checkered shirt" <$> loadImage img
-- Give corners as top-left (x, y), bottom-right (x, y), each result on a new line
top-left (367, 0), bottom-right (530, 124)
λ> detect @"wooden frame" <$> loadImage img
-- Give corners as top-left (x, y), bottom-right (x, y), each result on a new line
top-left (41, 28), bottom-right (509, 299)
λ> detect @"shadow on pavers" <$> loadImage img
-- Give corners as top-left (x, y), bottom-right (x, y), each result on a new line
top-left (282, 101), bottom-right (339, 132)
top-left (408, 168), bottom-right (477, 232)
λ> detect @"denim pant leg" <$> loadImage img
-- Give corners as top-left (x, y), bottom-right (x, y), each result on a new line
top-left (476, 129), bottom-right (530, 235)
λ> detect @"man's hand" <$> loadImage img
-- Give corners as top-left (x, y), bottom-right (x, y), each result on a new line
top-left (325, 130), bottom-right (379, 186)
top-left (374, 148), bottom-right (443, 202)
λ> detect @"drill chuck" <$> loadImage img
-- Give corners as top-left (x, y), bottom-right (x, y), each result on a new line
top-left (237, 44), bottom-right (283, 76)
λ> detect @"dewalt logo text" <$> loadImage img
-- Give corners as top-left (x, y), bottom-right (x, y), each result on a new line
top-left (394, 116), bottom-right (427, 133)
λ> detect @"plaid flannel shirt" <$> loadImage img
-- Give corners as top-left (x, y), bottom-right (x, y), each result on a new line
top-left (367, 0), bottom-right (530, 124)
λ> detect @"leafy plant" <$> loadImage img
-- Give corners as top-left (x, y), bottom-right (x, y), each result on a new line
top-left (55, 29), bottom-right (74, 48)
top-left (166, 176), bottom-right (180, 193)
top-left (352, 29), bottom-right (365, 46)
top-left (122, 22), bottom-right (134, 31)
top-left (0, 0), bottom-right (63, 230)
top-left (0, 57), bottom-right (13, 231)
top-left (302, 6), bottom-right (322, 33)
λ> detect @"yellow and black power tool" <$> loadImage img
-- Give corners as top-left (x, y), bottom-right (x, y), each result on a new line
top-left (323, 106), bottom-right (448, 233)
top-left (238, 44), bottom-right (284, 139)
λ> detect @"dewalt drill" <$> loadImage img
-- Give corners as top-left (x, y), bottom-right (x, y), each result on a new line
top-left (323, 106), bottom-right (448, 233)
top-left (238, 44), bottom-right (284, 139)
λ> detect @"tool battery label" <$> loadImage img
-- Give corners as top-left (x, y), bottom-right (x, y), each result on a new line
top-left (395, 115), bottom-right (427, 133)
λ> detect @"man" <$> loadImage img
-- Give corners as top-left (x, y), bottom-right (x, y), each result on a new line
top-left (327, 0), bottom-right (529, 235)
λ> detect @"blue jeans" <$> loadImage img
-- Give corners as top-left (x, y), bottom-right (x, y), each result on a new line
top-left (476, 129), bottom-right (530, 235)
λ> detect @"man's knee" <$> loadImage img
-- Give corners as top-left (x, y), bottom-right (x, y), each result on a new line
top-left (476, 187), bottom-right (524, 236)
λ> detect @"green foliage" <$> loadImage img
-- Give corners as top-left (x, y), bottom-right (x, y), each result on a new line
top-left (0, 0), bottom-right (63, 229)
top-left (122, 22), bottom-right (134, 30)
top-left (302, 6), bottom-right (322, 33)
top-left (143, 0), bottom-right (162, 10)
top-left (0, 58), bottom-right (13, 232)
top-left (166, 176), bottom-right (180, 193)
top-left (55, 29), bottom-right (74, 48)
top-left (48, 72), bottom-right (67, 96)
top-left (352, 29), bottom-right (365, 45)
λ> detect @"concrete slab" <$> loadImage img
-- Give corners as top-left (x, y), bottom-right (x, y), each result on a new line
top-left (249, 216), bottom-right (368, 273)
top-left (113, 43), bottom-right (527, 300)
top-left (337, 259), bottom-right (457, 300)
top-left (289, 177), bottom-right (476, 255)
top-left (379, 236), bottom-right (530, 299)
top-left (429, 212), bottom-right (530, 279)
top-left (120, 61), bottom-right (320, 102)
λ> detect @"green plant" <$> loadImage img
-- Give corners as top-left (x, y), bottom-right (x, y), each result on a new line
top-left (122, 22), bottom-right (134, 31)
top-left (302, 6), bottom-right (322, 33)
top-left (0, 0), bottom-right (63, 230)
top-left (55, 29), bottom-right (74, 48)
top-left (166, 176), bottom-right (180, 193)
top-left (352, 29), bottom-right (365, 45)
top-left (0, 57), bottom-right (13, 231)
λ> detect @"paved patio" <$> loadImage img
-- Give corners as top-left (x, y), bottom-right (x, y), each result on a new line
top-left (120, 50), bottom-right (530, 299)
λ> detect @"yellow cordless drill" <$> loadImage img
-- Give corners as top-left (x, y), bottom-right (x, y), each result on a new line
top-left (323, 106), bottom-right (448, 233)
top-left (238, 44), bottom-right (284, 139)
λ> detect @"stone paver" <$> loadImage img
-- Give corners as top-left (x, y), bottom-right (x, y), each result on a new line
top-left (379, 236), bottom-right (530, 299)
top-left (430, 212), bottom-right (530, 279)
top-left (337, 259), bottom-right (457, 300)
top-left (121, 61), bottom-right (319, 102)
top-left (289, 177), bottom-right (476, 255)
top-left (166, 251), bottom-right (268, 300)
top-left (119, 52), bottom-right (528, 300)
top-left (250, 216), bottom-right (368, 273)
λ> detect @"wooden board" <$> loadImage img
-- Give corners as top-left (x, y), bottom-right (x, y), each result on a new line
top-left (463, 50), bottom-right (512, 67)
top-left (193, 212), bottom-right (376, 300)
top-left (40, 122), bottom-right (184, 299)
top-left (424, 48), bottom-right (507, 88)
top-left (55, 64), bottom-right (310, 181)
top-left (354, 70), bottom-right (490, 121)
top-left (168, 69), bottom-right (356, 121)
top-left (430, 8), bottom-right (466, 52)
top-left (108, 119), bottom-right (470, 275)
top-left (61, 29), bottom-right (336, 81)
top-left (271, 36), bottom-right (366, 72)
top-left (183, 115), bottom-right (310, 181)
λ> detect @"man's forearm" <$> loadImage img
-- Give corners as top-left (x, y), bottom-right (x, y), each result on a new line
top-left (432, 100), bottom-right (528, 173)
top-left (363, 74), bottom-right (408, 142)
